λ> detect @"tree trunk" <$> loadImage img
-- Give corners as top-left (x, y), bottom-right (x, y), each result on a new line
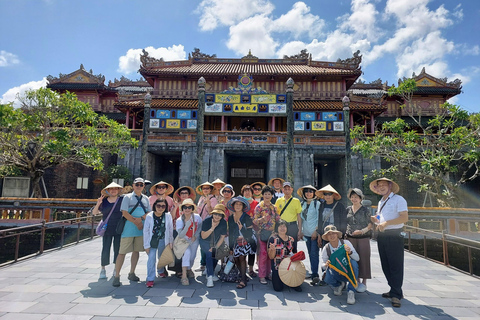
top-left (29, 171), bottom-right (44, 198)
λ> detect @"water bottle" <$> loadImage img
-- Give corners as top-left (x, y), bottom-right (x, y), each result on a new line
top-left (224, 260), bottom-right (234, 274)
top-left (375, 214), bottom-right (380, 225)
top-left (102, 223), bottom-right (108, 230)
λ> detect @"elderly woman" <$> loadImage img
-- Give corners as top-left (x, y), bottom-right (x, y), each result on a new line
top-left (251, 182), bottom-right (265, 202)
top-left (316, 184), bottom-right (347, 248)
top-left (92, 182), bottom-right (124, 279)
top-left (268, 219), bottom-right (302, 292)
top-left (200, 204), bottom-right (227, 288)
top-left (220, 184), bottom-right (235, 220)
top-left (196, 182), bottom-right (218, 272)
top-left (253, 185), bottom-right (280, 285)
top-left (143, 198), bottom-right (173, 287)
top-left (227, 196), bottom-right (254, 289)
top-left (345, 188), bottom-right (372, 292)
top-left (149, 181), bottom-right (174, 212)
top-left (176, 198), bottom-right (202, 285)
top-left (241, 184), bottom-right (259, 278)
top-left (296, 185), bottom-right (321, 284)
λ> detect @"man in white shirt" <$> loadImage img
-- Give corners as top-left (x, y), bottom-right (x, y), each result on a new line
top-left (370, 177), bottom-right (408, 308)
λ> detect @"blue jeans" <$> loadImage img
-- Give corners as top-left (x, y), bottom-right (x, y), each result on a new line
top-left (146, 239), bottom-right (166, 281)
top-left (325, 258), bottom-right (359, 292)
top-left (199, 238), bottom-right (218, 277)
top-left (305, 236), bottom-right (320, 278)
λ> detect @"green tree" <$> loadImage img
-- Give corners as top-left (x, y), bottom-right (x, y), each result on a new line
top-left (351, 79), bottom-right (480, 207)
top-left (0, 88), bottom-right (138, 197)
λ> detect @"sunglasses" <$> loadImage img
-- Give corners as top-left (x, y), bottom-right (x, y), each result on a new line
top-left (135, 183), bottom-right (144, 187)
top-left (223, 190), bottom-right (232, 194)
top-left (155, 204), bottom-right (166, 208)
top-left (305, 190), bottom-right (314, 193)
top-left (156, 185), bottom-right (167, 189)
top-left (202, 187), bottom-right (212, 190)
top-left (324, 226), bottom-right (338, 232)
top-left (323, 192), bottom-right (333, 196)
top-left (253, 188), bottom-right (262, 191)
top-left (179, 191), bottom-right (190, 195)
top-left (183, 205), bottom-right (194, 210)
top-left (212, 212), bottom-right (223, 216)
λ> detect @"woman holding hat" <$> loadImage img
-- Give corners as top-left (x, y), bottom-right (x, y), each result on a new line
top-left (200, 204), bottom-right (227, 287)
top-left (143, 198), bottom-right (174, 287)
top-left (176, 198), bottom-right (202, 285)
top-left (316, 184), bottom-right (347, 248)
top-left (267, 219), bottom-right (301, 292)
top-left (220, 184), bottom-right (235, 220)
top-left (241, 184), bottom-right (259, 278)
top-left (227, 196), bottom-right (254, 289)
top-left (345, 188), bottom-right (372, 291)
top-left (253, 185), bottom-right (280, 285)
top-left (297, 185), bottom-right (321, 283)
top-left (251, 182), bottom-right (265, 202)
top-left (92, 182), bottom-right (124, 279)
top-left (149, 181), bottom-right (174, 212)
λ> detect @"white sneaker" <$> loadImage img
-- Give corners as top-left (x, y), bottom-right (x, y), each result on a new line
top-left (99, 269), bottom-right (107, 279)
top-left (333, 282), bottom-right (345, 296)
top-left (206, 276), bottom-right (214, 288)
top-left (347, 290), bottom-right (355, 304)
top-left (212, 275), bottom-right (219, 282)
top-left (356, 283), bottom-right (366, 293)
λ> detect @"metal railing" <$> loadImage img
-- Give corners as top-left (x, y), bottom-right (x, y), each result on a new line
top-left (0, 214), bottom-right (99, 266)
top-left (404, 225), bottom-right (480, 277)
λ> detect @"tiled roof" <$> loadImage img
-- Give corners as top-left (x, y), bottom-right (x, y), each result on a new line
top-left (115, 98), bottom-right (385, 112)
top-left (414, 87), bottom-right (461, 95)
top-left (141, 63), bottom-right (361, 77)
top-left (47, 83), bottom-right (111, 91)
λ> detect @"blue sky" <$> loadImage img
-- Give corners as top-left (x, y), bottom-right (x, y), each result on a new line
top-left (1, 0), bottom-right (479, 112)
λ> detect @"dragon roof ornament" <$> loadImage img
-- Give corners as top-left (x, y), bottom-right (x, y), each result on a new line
top-left (336, 50), bottom-right (362, 70)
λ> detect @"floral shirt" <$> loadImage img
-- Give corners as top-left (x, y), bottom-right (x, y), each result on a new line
top-left (253, 201), bottom-right (280, 231)
top-left (269, 235), bottom-right (294, 270)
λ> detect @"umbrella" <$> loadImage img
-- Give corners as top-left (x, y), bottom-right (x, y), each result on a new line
top-left (157, 245), bottom-right (175, 269)
top-left (278, 257), bottom-right (306, 287)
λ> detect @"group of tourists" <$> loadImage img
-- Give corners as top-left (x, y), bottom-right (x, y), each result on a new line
top-left (93, 176), bottom-right (408, 308)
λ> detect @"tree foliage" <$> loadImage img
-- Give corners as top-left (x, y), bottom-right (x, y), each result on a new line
top-left (0, 88), bottom-right (138, 197)
top-left (351, 79), bottom-right (480, 207)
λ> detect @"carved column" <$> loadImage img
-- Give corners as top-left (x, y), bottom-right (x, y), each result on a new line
top-left (286, 78), bottom-right (295, 183)
top-left (194, 77), bottom-right (206, 187)
top-left (141, 92), bottom-right (152, 178)
top-left (343, 96), bottom-right (352, 191)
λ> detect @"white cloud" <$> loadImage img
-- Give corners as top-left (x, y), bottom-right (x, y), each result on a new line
top-left (118, 45), bottom-right (186, 74)
top-left (271, 2), bottom-right (325, 38)
top-left (0, 50), bottom-right (20, 67)
top-left (339, 0), bottom-right (381, 41)
top-left (197, 0), bottom-right (274, 31)
top-left (453, 4), bottom-right (463, 20)
top-left (457, 44), bottom-right (480, 56)
top-left (227, 15), bottom-right (278, 57)
top-left (1, 78), bottom-right (47, 108)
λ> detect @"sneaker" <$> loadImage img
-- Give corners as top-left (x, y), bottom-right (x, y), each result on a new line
top-left (146, 281), bottom-right (154, 288)
top-left (333, 282), bottom-right (345, 296)
top-left (212, 275), bottom-right (219, 282)
top-left (356, 283), bottom-right (367, 293)
top-left (347, 290), bottom-right (355, 305)
top-left (187, 269), bottom-right (195, 278)
top-left (112, 276), bottom-right (121, 287)
top-left (158, 273), bottom-right (167, 278)
top-left (99, 269), bottom-right (107, 279)
top-left (305, 271), bottom-right (312, 279)
top-left (311, 277), bottom-right (320, 285)
top-left (128, 273), bottom-right (140, 281)
top-left (206, 276), bottom-right (214, 288)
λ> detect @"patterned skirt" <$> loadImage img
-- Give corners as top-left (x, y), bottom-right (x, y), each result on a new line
top-left (233, 242), bottom-right (254, 257)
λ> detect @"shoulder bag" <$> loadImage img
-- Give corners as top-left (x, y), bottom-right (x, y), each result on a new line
top-left (115, 195), bottom-right (145, 234)
top-left (95, 198), bottom-right (119, 236)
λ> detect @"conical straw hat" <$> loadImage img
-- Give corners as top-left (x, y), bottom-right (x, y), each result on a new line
top-left (315, 184), bottom-right (341, 200)
top-left (157, 245), bottom-right (175, 269)
top-left (278, 257), bottom-right (306, 287)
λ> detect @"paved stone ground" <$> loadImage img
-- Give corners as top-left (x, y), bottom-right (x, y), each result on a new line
top-left (0, 238), bottom-right (479, 320)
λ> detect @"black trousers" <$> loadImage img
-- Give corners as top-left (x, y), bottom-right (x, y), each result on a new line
top-left (101, 234), bottom-right (121, 267)
top-left (377, 229), bottom-right (404, 299)
top-left (286, 222), bottom-right (298, 253)
top-left (271, 264), bottom-right (301, 292)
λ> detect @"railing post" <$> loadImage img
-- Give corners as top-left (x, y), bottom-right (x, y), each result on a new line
top-left (39, 220), bottom-right (46, 254)
top-left (76, 221), bottom-right (80, 244)
top-left (423, 235), bottom-right (427, 258)
top-left (60, 225), bottom-right (65, 248)
top-left (468, 247), bottom-right (473, 276)
top-left (442, 230), bottom-right (447, 266)
top-left (15, 234), bottom-right (20, 262)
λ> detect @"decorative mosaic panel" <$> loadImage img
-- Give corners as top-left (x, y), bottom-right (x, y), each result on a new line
top-left (187, 120), bottom-right (197, 129)
top-left (177, 110), bottom-right (192, 119)
top-left (333, 122), bottom-right (344, 131)
top-left (156, 110), bottom-right (171, 118)
top-left (322, 112), bottom-right (338, 121)
top-left (300, 112), bottom-right (315, 121)
top-left (251, 95), bottom-right (276, 104)
top-left (205, 103), bottom-right (223, 112)
top-left (233, 104), bottom-right (258, 113)
top-left (166, 119), bottom-right (180, 129)
top-left (215, 94), bottom-right (241, 103)
top-left (294, 121), bottom-right (305, 131)
top-left (312, 121), bottom-right (326, 131)
top-left (150, 119), bottom-right (160, 128)
top-left (269, 104), bottom-right (287, 113)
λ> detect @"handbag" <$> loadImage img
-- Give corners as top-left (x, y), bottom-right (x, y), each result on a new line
top-left (173, 217), bottom-right (196, 259)
top-left (96, 198), bottom-right (119, 236)
top-left (115, 195), bottom-right (146, 235)
top-left (260, 228), bottom-right (272, 242)
top-left (213, 241), bottom-right (230, 260)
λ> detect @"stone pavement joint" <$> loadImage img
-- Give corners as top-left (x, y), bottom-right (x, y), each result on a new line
top-left (0, 238), bottom-right (479, 319)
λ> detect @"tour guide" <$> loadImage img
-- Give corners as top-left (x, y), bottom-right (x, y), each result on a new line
top-left (274, 182), bottom-right (302, 252)
top-left (370, 177), bottom-right (408, 308)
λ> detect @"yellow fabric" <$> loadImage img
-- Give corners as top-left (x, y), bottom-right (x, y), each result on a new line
top-left (274, 196), bottom-right (302, 222)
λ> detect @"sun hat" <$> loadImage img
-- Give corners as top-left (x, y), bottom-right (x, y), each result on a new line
top-left (250, 181), bottom-right (266, 189)
top-left (297, 185), bottom-right (317, 200)
top-left (369, 177), bottom-right (400, 195)
top-left (211, 179), bottom-right (226, 187)
top-left (133, 177), bottom-right (145, 184)
top-left (227, 196), bottom-right (250, 214)
top-left (195, 181), bottom-right (216, 195)
top-left (347, 188), bottom-right (364, 200)
top-left (173, 186), bottom-right (196, 202)
top-left (315, 184), bottom-right (341, 201)
top-left (268, 177), bottom-right (285, 186)
top-left (220, 184), bottom-right (235, 197)
top-left (101, 182), bottom-right (123, 197)
top-left (180, 198), bottom-right (197, 212)
top-left (149, 181), bottom-right (174, 197)
top-left (322, 225), bottom-right (343, 241)
top-left (210, 204), bottom-right (226, 216)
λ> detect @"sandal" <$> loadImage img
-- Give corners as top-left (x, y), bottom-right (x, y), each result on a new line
top-left (249, 270), bottom-right (257, 278)
top-left (181, 277), bottom-right (189, 286)
top-left (259, 278), bottom-right (268, 285)
top-left (236, 281), bottom-right (246, 289)
top-left (391, 297), bottom-right (401, 308)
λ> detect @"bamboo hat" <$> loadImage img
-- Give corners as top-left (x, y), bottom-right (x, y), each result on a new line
top-left (250, 181), bottom-right (266, 189)
top-left (149, 181), bottom-right (174, 197)
top-left (315, 184), bottom-right (341, 201)
top-left (101, 182), bottom-right (123, 197)
top-left (369, 177), bottom-right (400, 195)
top-left (195, 181), bottom-right (216, 195)
top-left (173, 186), bottom-right (196, 202)
top-left (297, 185), bottom-right (318, 200)
top-left (211, 179), bottom-right (226, 187)
top-left (268, 177), bottom-right (285, 186)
